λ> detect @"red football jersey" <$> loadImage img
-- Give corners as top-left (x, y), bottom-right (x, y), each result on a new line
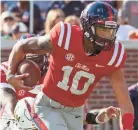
top-left (0, 61), bottom-right (42, 100)
top-left (43, 22), bottom-right (126, 107)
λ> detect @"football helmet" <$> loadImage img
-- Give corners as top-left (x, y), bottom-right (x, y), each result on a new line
top-left (14, 97), bottom-right (37, 130)
top-left (80, 1), bottom-right (119, 51)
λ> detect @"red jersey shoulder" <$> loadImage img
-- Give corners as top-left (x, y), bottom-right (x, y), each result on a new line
top-left (49, 21), bottom-right (82, 51)
top-left (93, 41), bottom-right (126, 76)
top-left (90, 41), bottom-right (126, 69)
top-left (99, 41), bottom-right (126, 76)
top-left (107, 41), bottom-right (126, 68)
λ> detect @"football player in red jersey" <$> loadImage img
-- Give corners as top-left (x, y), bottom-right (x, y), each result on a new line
top-left (0, 57), bottom-right (47, 118)
top-left (0, 34), bottom-right (48, 119)
top-left (7, 2), bottom-right (134, 130)
top-left (0, 55), bottom-right (48, 129)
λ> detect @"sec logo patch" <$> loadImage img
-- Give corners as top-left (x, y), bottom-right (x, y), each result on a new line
top-left (18, 89), bottom-right (26, 96)
top-left (65, 53), bottom-right (75, 62)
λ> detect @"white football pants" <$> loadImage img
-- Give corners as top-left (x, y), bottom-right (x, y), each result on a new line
top-left (33, 91), bottom-right (84, 130)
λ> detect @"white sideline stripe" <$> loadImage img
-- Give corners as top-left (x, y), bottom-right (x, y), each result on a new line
top-left (58, 22), bottom-right (64, 47)
top-left (115, 44), bottom-right (125, 67)
top-left (108, 42), bottom-right (119, 66)
top-left (64, 23), bottom-right (71, 50)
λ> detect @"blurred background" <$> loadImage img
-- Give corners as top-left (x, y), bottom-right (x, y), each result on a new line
top-left (1, 0), bottom-right (138, 130)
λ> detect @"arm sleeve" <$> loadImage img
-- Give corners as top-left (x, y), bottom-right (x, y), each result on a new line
top-left (86, 109), bottom-right (100, 125)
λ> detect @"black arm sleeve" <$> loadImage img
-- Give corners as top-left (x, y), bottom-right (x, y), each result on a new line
top-left (86, 109), bottom-right (100, 125)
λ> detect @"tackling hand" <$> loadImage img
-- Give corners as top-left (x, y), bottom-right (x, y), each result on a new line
top-left (7, 73), bottom-right (31, 90)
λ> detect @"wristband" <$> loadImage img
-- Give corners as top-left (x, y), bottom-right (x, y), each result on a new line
top-left (122, 113), bottom-right (134, 130)
top-left (6, 72), bottom-right (15, 82)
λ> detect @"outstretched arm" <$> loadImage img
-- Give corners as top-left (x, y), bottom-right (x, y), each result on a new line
top-left (7, 34), bottom-right (52, 89)
top-left (8, 34), bottom-right (52, 74)
top-left (110, 68), bottom-right (134, 130)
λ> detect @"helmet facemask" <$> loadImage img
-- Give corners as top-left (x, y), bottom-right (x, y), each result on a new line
top-left (81, 14), bottom-right (119, 51)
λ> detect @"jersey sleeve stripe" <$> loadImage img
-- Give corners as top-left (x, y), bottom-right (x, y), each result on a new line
top-left (64, 23), bottom-right (71, 50)
top-left (107, 42), bottom-right (119, 66)
top-left (115, 44), bottom-right (125, 67)
top-left (58, 22), bottom-right (65, 47)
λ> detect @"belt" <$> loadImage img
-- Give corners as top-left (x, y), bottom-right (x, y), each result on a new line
top-left (49, 98), bottom-right (65, 109)
top-left (42, 92), bottom-right (75, 110)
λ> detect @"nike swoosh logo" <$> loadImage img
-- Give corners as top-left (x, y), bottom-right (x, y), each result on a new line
top-left (95, 64), bottom-right (105, 67)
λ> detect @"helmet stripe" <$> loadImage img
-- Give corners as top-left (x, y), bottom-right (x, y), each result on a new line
top-left (103, 2), bottom-right (113, 21)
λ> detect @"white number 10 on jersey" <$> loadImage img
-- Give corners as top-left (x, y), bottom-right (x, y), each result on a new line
top-left (57, 66), bottom-right (95, 95)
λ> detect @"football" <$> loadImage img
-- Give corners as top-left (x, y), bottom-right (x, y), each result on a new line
top-left (17, 59), bottom-right (41, 87)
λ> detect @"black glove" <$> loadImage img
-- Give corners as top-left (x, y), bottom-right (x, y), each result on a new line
top-left (86, 109), bottom-right (100, 125)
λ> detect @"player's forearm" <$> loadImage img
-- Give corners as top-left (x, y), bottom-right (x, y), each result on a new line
top-left (114, 87), bottom-right (134, 130)
top-left (116, 84), bottom-right (134, 115)
top-left (8, 44), bottom-right (25, 74)
top-left (120, 102), bottom-right (134, 115)
top-left (8, 36), bottom-right (52, 75)
top-left (117, 84), bottom-right (134, 115)
top-left (116, 91), bottom-right (134, 130)
top-left (110, 69), bottom-right (134, 129)
top-left (120, 102), bottom-right (134, 130)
